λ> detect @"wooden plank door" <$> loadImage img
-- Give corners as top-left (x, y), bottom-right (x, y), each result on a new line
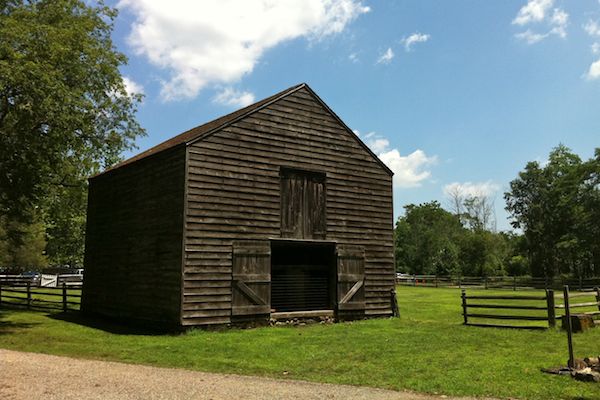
top-left (337, 246), bottom-right (365, 317)
top-left (304, 173), bottom-right (326, 239)
top-left (280, 172), bottom-right (303, 238)
top-left (232, 241), bottom-right (271, 316)
top-left (280, 168), bottom-right (326, 240)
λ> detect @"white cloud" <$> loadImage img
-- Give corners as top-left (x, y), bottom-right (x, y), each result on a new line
top-left (401, 32), bottom-right (430, 51)
top-left (512, 0), bottom-right (568, 44)
top-left (549, 8), bottom-right (568, 38)
top-left (380, 149), bottom-right (437, 188)
top-left (512, 0), bottom-right (553, 26)
top-left (367, 138), bottom-right (390, 153)
top-left (122, 76), bottom-right (144, 96)
top-left (584, 20), bottom-right (600, 37)
top-left (443, 181), bottom-right (500, 199)
top-left (212, 87), bottom-right (255, 107)
top-left (515, 29), bottom-right (549, 44)
top-left (585, 59), bottom-right (600, 80)
top-left (592, 43), bottom-right (600, 54)
top-left (376, 47), bottom-right (394, 64)
top-left (348, 52), bottom-right (359, 63)
top-left (362, 132), bottom-right (436, 187)
top-left (119, 0), bottom-right (370, 101)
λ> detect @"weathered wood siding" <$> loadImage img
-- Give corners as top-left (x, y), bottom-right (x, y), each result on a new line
top-left (183, 87), bottom-right (394, 326)
top-left (82, 146), bottom-right (186, 327)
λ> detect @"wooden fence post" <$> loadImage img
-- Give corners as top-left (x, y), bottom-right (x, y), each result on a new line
top-left (62, 282), bottom-right (67, 312)
top-left (435, 275), bottom-right (438, 288)
top-left (484, 276), bottom-right (488, 290)
top-left (0, 281), bottom-right (2, 306)
top-left (513, 276), bottom-right (517, 291)
top-left (563, 285), bottom-right (574, 368)
top-left (26, 282), bottom-right (31, 309)
top-left (546, 289), bottom-right (555, 328)
top-left (579, 276), bottom-right (583, 291)
top-left (595, 287), bottom-right (600, 313)
top-left (461, 289), bottom-right (468, 325)
top-left (413, 274), bottom-right (417, 286)
top-left (458, 276), bottom-right (462, 289)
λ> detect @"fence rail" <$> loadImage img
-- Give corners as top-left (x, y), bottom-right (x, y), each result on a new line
top-left (0, 273), bottom-right (82, 288)
top-left (461, 286), bottom-right (600, 332)
top-left (399, 275), bottom-right (600, 291)
top-left (0, 281), bottom-right (81, 312)
top-left (461, 289), bottom-right (555, 330)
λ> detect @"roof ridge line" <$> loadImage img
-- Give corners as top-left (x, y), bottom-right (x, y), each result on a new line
top-left (186, 83), bottom-right (306, 146)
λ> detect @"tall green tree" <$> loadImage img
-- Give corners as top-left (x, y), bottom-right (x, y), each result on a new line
top-left (395, 201), bottom-right (464, 275)
top-left (505, 145), bottom-right (600, 278)
top-left (0, 0), bottom-right (144, 264)
top-left (0, 214), bottom-right (48, 270)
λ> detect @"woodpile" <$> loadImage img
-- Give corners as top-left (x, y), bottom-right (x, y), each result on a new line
top-left (542, 356), bottom-right (600, 382)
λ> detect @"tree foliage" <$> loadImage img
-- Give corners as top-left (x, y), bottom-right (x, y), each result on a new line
top-left (0, 214), bottom-right (48, 270)
top-left (395, 201), bottom-right (512, 277)
top-left (396, 146), bottom-right (599, 279)
top-left (395, 201), bottom-right (463, 275)
top-left (0, 0), bottom-right (144, 266)
top-left (505, 145), bottom-right (600, 278)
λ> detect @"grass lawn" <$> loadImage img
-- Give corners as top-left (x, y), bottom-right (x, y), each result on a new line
top-left (1, 286), bottom-right (600, 399)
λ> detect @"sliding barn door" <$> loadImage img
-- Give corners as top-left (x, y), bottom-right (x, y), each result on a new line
top-left (337, 246), bottom-right (365, 319)
top-left (232, 241), bottom-right (271, 317)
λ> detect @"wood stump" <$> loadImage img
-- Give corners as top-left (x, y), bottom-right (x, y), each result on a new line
top-left (562, 314), bottom-right (595, 332)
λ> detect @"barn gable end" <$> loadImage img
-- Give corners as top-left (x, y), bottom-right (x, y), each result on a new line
top-left (182, 86), bottom-right (394, 326)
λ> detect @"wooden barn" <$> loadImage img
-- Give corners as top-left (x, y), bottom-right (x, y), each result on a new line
top-left (82, 83), bottom-right (395, 328)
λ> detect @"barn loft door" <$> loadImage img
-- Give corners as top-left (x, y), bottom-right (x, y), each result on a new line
top-left (232, 241), bottom-right (271, 316)
top-left (337, 246), bottom-right (365, 317)
top-left (280, 168), bottom-right (326, 239)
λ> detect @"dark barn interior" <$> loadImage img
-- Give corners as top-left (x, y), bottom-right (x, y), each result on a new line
top-left (270, 240), bottom-right (336, 313)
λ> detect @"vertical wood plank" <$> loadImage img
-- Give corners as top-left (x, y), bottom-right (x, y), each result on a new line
top-left (27, 282), bottom-right (31, 309)
top-left (461, 289), bottom-right (468, 325)
top-left (546, 289), bottom-right (555, 328)
top-left (563, 285), bottom-right (574, 368)
top-left (62, 282), bottom-right (67, 312)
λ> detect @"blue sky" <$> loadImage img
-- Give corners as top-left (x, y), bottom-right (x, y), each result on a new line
top-left (109, 0), bottom-right (600, 231)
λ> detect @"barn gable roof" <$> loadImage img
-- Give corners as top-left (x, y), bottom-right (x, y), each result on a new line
top-left (96, 83), bottom-right (393, 177)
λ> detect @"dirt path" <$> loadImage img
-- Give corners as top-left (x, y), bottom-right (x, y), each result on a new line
top-left (1, 349), bottom-right (487, 400)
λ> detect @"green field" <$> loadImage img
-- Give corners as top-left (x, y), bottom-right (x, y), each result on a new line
top-left (1, 286), bottom-right (599, 399)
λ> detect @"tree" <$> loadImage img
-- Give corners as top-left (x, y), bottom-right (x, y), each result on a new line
top-left (505, 145), bottom-right (600, 278)
top-left (445, 186), bottom-right (497, 231)
top-left (0, 0), bottom-right (144, 263)
top-left (395, 201), bottom-right (464, 275)
top-left (463, 195), bottom-right (496, 232)
top-left (458, 229), bottom-right (508, 277)
top-left (0, 214), bottom-right (48, 270)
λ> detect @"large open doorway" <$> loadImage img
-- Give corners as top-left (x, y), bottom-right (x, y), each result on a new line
top-left (270, 240), bottom-right (336, 314)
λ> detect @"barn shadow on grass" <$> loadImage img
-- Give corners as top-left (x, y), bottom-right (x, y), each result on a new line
top-left (0, 310), bottom-right (39, 335)
top-left (49, 312), bottom-right (173, 336)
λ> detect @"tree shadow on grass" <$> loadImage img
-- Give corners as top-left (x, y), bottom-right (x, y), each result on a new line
top-left (0, 310), bottom-right (39, 335)
top-left (49, 312), bottom-right (174, 336)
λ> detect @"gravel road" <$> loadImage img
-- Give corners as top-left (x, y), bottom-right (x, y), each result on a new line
top-left (0, 349), bottom-right (488, 400)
